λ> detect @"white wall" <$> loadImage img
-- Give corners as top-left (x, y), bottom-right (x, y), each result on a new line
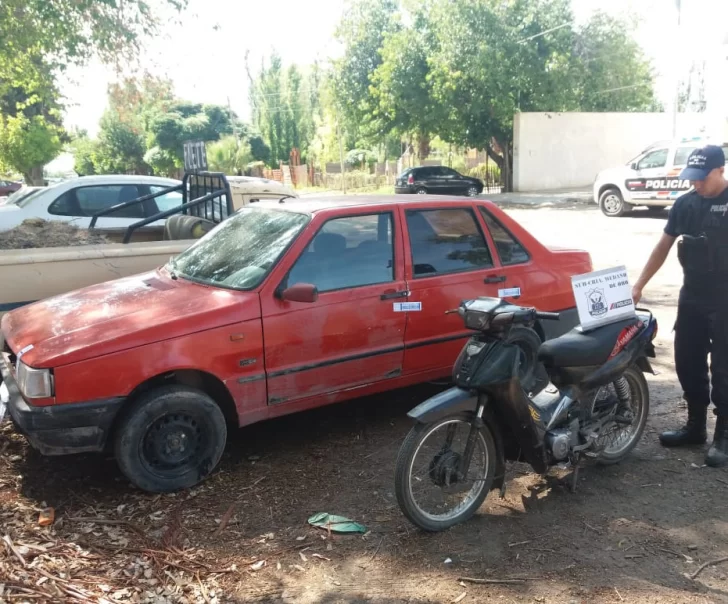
top-left (512, 112), bottom-right (720, 192)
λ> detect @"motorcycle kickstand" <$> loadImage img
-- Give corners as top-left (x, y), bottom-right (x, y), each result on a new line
top-left (570, 455), bottom-right (581, 494)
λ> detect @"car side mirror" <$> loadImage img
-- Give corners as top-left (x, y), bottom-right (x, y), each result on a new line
top-left (280, 283), bottom-right (319, 303)
top-left (631, 162), bottom-right (638, 170)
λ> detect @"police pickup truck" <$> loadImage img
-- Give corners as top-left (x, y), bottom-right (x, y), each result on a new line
top-left (593, 137), bottom-right (728, 217)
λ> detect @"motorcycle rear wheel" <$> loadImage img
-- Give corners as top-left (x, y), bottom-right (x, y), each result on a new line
top-left (394, 413), bottom-right (497, 532)
top-left (597, 365), bottom-right (650, 465)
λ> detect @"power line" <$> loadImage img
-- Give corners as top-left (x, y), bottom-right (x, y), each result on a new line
top-left (517, 20), bottom-right (574, 43)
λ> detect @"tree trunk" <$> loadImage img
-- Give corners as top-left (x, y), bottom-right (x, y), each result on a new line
top-left (23, 165), bottom-right (45, 186)
top-left (417, 134), bottom-right (430, 161)
top-left (487, 140), bottom-right (513, 192)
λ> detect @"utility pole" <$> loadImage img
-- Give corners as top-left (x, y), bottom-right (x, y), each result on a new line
top-left (337, 114), bottom-right (346, 194)
top-left (672, 0), bottom-right (682, 138)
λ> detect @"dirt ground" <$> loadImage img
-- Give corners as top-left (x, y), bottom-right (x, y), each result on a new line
top-left (2, 203), bottom-right (728, 604)
top-left (0, 219), bottom-right (110, 250)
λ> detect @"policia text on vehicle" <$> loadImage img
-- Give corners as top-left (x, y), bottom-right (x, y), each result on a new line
top-left (633, 145), bottom-right (728, 468)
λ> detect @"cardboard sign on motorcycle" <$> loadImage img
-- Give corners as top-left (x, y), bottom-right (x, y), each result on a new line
top-left (571, 265), bottom-right (636, 331)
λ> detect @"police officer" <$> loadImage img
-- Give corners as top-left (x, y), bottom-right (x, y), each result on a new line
top-left (632, 144), bottom-right (728, 468)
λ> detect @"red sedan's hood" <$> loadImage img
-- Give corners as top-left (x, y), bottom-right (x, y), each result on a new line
top-left (1, 270), bottom-right (261, 368)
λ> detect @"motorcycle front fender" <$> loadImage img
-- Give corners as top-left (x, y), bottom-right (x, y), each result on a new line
top-left (407, 387), bottom-right (478, 424)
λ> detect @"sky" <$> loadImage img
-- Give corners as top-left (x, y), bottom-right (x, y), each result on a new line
top-left (59, 0), bottom-right (728, 138)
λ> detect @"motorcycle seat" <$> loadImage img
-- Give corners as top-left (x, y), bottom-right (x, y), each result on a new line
top-left (537, 317), bottom-right (642, 368)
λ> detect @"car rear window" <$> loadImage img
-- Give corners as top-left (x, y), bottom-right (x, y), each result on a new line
top-left (479, 208), bottom-right (530, 265)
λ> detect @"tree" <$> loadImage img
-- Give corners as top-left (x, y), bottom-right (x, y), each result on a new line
top-left (94, 110), bottom-right (148, 174)
top-left (0, 1), bottom-right (186, 183)
top-left (370, 3), bottom-right (443, 159)
top-left (0, 58), bottom-right (65, 183)
top-left (247, 53), bottom-right (322, 167)
top-left (207, 136), bottom-right (253, 175)
top-left (331, 0), bottom-right (400, 144)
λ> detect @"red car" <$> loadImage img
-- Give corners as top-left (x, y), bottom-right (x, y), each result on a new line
top-left (0, 197), bottom-right (592, 492)
top-left (0, 179), bottom-right (22, 197)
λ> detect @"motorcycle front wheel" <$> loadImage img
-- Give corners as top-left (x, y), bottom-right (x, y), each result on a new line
top-left (394, 413), bottom-right (497, 532)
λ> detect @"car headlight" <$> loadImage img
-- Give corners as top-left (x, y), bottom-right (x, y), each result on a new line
top-left (16, 361), bottom-right (54, 398)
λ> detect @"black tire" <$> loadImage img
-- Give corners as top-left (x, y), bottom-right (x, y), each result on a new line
top-left (597, 365), bottom-right (650, 465)
top-left (466, 185), bottom-right (480, 197)
top-left (505, 325), bottom-right (543, 393)
top-left (395, 413), bottom-right (497, 532)
top-left (599, 187), bottom-right (631, 217)
top-left (114, 385), bottom-right (227, 493)
top-left (416, 187), bottom-right (428, 195)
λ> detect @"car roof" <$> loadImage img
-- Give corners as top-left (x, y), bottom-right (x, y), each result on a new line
top-left (69, 175), bottom-right (181, 185)
top-left (254, 195), bottom-right (496, 214)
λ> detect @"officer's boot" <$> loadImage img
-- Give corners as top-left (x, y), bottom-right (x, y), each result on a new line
top-left (659, 401), bottom-right (708, 447)
top-left (706, 416), bottom-right (728, 468)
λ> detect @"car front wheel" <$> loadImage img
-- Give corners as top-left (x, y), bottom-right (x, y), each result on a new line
top-left (467, 185), bottom-right (480, 197)
top-left (114, 385), bottom-right (227, 493)
top-left (599, 187), bottom-right (631, 217)
top-left (416, 187), bottom-right (428, 195)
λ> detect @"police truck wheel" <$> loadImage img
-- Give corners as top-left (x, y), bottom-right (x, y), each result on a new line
top-left (599, 188), bottom-right (631, 217)
top-left (114, 386), bottom-right (227, 493)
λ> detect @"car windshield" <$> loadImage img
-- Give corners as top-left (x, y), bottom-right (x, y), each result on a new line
top-left (3, 186), bottom-right (42, 206)
top-left (169, 207), bottom-right (310, 290)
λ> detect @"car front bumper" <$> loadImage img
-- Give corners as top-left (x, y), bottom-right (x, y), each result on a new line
top-left (0, 352), bottom-right (125, 456)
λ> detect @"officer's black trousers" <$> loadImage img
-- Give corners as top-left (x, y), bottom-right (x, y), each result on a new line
top-left (674, 302), bottom-right (728, 417)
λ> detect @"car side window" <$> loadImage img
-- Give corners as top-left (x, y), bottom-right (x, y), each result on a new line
top-left (478, 208), bottom-right (530, 266)
top-left (287, 213), bottom-right (395, 293)
top-left (49, 185), bottom-right (147, 218)
top-left (637, 149), bottom-right (668, 170)
top-left (150, 186), bottom-right (183, 213)
top-left (406, 208), bottom-right (493, 277)
top-left (673, 147), bottom-right (696, 167)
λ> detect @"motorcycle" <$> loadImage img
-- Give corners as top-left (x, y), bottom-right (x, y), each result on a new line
top-left (394, 297), bottom-right (658, 532)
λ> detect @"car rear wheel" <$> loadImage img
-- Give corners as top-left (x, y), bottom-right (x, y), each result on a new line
top-left (599, 188), bottom-right (631, 217)
top-left (114, 385), bottom-right (227, 493)
top-left (467, 186), bottom-right (479, 197)
top-left (416, 187), bottom-right (428, 195)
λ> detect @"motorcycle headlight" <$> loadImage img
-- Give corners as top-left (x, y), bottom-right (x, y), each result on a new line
top-left (463, 309), bottom-right (491, 331)
top-left (16, 361), bottom-right (54, 399)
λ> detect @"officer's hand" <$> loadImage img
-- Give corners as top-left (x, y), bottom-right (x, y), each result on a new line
top-left (632, 285), bottom-right (642, 305)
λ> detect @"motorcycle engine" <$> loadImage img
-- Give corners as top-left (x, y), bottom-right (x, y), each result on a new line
top-left (545, 424), bottom-right (579, 461)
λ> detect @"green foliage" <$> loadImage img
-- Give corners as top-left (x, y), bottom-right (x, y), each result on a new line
top-left (68, 133), bottom-right (98, 176)
top-left (0, 113), bottom-right (64, 183)
top-left (345, 148), bottom-right (377, 169)
top-left (247, 53), bottom-right (321, 167)
top-left (206, 136), bottom-right (253, 175)
top-left (330, 0), bottom-right (660, 189)
top-left (94, 110), bottom-right (148, 174)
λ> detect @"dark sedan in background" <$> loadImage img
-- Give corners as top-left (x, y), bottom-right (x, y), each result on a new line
top-left (395, 166), bottom-right (483, 197)
top-left (0, 180), bottom-right (22, 198)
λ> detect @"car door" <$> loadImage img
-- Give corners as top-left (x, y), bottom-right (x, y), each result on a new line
top-left (45, 184), bottom-right (152, 230)
top-left (400, 204), bottom-right (507, 376)
top-left (261, 210), bottom-right (407, 406)
top-left (440, 167), bottom-right (468, 195)
top-left (633, 147), bottom-right (670, 200)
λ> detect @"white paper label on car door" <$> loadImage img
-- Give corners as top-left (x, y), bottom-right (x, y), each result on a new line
top-left (393, 302), bottom-right (422, 312)
top-left (498, 287), bottom-right (521, 298)
top-left (17, 344), bottom-right (33, 361)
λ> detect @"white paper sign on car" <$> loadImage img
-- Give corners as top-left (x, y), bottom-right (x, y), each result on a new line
top-left (571, 265), bottom-right (635, 331)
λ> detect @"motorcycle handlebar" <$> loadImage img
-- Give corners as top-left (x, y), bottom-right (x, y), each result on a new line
top-left (535, 311), bottom-right (561, 321)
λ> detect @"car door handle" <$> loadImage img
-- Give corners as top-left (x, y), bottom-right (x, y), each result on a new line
top-left (381, 290), bottom-right (410, 300)
top-left (484, 275), bottom-right (506, 284)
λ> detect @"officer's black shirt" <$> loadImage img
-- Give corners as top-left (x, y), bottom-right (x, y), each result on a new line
top-left (664, 185), bottom-right (728, 306)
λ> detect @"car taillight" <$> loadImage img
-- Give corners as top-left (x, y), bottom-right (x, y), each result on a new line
top-left (407, 175), bottom-right (414, 185)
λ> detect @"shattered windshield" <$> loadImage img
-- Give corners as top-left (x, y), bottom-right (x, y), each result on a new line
top-left (170, 207), bottom-right (310, 290)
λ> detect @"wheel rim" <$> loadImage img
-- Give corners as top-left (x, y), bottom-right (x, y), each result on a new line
top-left (407, 419), bottom-right (489, 523)
top-left (142, 413), bottom-right (206, 477)
top-left (417, 189), bottom-right (427, 195)
top-left (467, 187), bottom-right (478, 197)
top-left (598, 373), bottom-right (647, 456)
top-left (603, 194), bottom-right (622, 214)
